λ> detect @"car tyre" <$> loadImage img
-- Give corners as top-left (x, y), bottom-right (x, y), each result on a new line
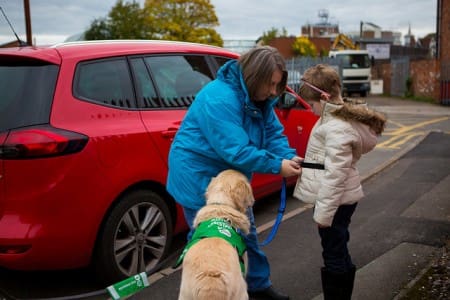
top-left (94, 189), bottom-right (173, 284)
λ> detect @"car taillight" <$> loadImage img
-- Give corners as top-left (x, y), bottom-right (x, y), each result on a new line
top-left (0, 126), bottom-right (88, 159)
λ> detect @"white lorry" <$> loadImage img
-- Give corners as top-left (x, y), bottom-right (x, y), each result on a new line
top-left (329, 49), bottom-right (372, 97)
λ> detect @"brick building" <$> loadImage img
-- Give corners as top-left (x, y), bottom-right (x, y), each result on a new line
top-left (301, 24), bottom-right (339, 37)
top-left (267, 37), bottom-right (297, 59)
top-left (387, 0), bottom-right (449, 102)
top-left (267, 36), bottom-right (332, 59)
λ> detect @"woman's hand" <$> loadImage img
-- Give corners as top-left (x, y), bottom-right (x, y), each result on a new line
top-left (280, 159), bottom-right (302, 177)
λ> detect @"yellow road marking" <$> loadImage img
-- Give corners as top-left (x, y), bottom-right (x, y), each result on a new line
top-left (388, 119), bottom-right (406, 128)
top-left (389, 117), bottom-right (449, 135)
top-left (377, 132), bottom-right (425, 149)
top-left (377, 116), bottom-right (449, 149)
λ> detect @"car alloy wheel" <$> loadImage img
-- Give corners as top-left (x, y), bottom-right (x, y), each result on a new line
top-left (94, 189), bottom-right (173, 283)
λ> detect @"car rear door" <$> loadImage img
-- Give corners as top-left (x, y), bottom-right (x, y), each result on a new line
top-left (132, 54), bottom-right (214, 167)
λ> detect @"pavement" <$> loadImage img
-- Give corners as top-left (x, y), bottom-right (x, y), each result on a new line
top-left (127, 96), bottom-right (450, 300)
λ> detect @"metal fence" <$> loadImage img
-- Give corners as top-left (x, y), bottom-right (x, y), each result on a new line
top-left (390, 57), bottom-right (410, 97)
top-left (285, 57), bottom-right (340, 94)
top-left (286, 55), bottom-right (449, 105)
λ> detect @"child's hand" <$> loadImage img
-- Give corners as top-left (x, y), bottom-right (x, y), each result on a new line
top-left (291, 156), bottom-right (304, 168)
top-left (280, 159), bottom-right (302, 177)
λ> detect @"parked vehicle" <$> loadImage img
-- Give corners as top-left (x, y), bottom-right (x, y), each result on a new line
top-left (0, 40), bottom-right (318, 283)
top-left (329, 49), bottom-right (372, 97)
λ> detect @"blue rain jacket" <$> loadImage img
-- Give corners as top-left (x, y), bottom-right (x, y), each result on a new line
top-left (166, 60), bottom-right (297, 209)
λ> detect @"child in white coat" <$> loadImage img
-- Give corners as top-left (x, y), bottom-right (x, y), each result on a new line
top-left (293, 64), bottom-right (386, 300)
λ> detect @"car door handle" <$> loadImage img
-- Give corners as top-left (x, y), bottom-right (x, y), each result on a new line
top-left (161, 128), bottom-right (178, 139)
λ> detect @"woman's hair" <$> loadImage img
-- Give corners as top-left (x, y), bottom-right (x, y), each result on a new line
top-left (299, 64), bottom-right (342, 103)
top-left (238, 46), bottom-right (287, 100)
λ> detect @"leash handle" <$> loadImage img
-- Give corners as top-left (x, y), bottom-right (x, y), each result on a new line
top-left (259, 178), bottom-right (287, 246)
top-left (300, 161), bottom-right (325, 170)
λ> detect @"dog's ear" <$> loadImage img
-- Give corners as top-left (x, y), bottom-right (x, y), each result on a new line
top-left (230, 179), bottom-right (254, 212)
top-left (244, 181), bottom-right (255, 208)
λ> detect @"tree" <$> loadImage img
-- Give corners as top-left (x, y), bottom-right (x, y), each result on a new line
top-left (85, 0), bottom-right (147, 40)
top-left (84, 0), bottom-right (223, 47)
top-left (292, 36), bottom-right (317, 57)
top-left (259, 27), bottom-right (288, 45)
top-left (143, 0), bottom-right (222, 46)
top-left (85, 19), bottom-right (112, 40)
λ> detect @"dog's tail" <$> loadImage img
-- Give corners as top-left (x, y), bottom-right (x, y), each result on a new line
top-left (194, 271), bottom-right (231, 300)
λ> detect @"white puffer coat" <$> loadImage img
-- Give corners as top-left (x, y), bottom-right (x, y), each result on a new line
top-left (293, 100), bottom-right (386, 226)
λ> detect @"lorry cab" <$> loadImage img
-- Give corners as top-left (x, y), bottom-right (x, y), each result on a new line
top-left (329, 49), bottom-right (372, 97)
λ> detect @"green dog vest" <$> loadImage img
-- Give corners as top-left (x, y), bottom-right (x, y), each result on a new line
top-left (174, 217), bottom-right (247, 275)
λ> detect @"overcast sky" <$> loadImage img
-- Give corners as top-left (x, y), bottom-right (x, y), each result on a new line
top-left (0, 0), bottom-right (437, 46)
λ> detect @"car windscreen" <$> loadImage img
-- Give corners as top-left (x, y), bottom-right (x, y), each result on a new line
top-left (0, 58), bottom-right (58, 132)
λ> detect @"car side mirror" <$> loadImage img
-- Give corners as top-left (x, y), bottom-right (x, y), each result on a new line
top-left (278, 91), bottom-right (298, 109)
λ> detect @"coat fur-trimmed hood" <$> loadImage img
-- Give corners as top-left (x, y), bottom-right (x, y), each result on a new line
top-left (331, 99), bottom-right (387, 135)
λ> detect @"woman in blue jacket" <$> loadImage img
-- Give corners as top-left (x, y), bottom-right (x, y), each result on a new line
top-left (167, 46), bottom-right (302, 300)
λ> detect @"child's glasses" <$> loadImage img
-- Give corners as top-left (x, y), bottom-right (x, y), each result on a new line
top-left (300, 78), bottom-right (331, 100)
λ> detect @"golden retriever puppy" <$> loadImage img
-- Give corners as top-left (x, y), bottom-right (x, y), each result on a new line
top-left (178, 169), bottom-right (255, 300)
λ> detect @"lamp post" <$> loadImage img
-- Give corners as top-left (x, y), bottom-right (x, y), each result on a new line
top-left (24, 0), bottom-right (32, 45)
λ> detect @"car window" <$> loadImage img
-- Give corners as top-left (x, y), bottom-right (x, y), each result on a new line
top-left (74, 58), bottom-right (136, 108)
top-left (213, 56), bottom-right (233, 69)
top-left (143, 55), bottom-right (213, 108)
top-left (0, 58), bottom-right (58, 132)
top-left (130, 58), bottom-right (161, 108)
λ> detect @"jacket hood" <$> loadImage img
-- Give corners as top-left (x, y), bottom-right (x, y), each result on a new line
top-left (217, 60), bottom-right (246, 94)
top-left (325, 99), bottom-right (387, 135)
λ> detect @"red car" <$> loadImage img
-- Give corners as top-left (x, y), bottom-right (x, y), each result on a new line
top-left (0, 40), bottom-right (318, 283)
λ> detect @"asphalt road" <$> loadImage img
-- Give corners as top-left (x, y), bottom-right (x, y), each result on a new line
top-left (0, 96), bottom-right (449, 299)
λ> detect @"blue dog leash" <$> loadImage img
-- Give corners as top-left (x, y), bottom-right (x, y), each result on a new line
top-left (259, 178), bottom-right (287, 246)
top-left (258, 162), bottom-right (325, 246)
